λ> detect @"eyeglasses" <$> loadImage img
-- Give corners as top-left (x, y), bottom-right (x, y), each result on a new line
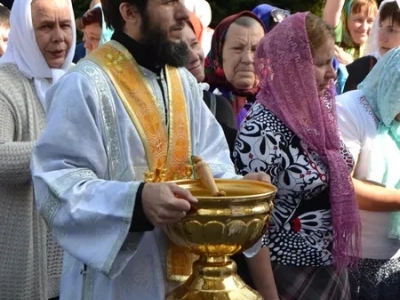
top-left (270, 8), bottom-right (290, 24)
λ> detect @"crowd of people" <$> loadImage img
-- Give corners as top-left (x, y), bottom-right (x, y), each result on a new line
top-left (0, 0), bottom-right (399, 299)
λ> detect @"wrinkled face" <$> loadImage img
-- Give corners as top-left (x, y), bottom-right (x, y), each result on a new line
top-left (347, 7), bottom-right (375, 45)
top-left (0, 26), bottom-right (9, 57)
top-left (83, 23), bottom-right (101, 54)
top-left (182, 24), bottom-right (204, 82)
top-left (31, 0), bottom-right (73, 69)
top-left (378, 18), bottom-right (400, 56)
top-left (138, 0), bottom-right (190, 67)
top-left (313, 38), bottom-right (336, 97)
top-left (222, 22), bottom-right (264, 90)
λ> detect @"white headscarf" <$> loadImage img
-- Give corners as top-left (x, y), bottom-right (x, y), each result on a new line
top-left (184, 0), bottom-right (213, 55)
top-left (365, 0), bottom-right (400, 59)
top-left (92, 3), bottom-right (113, 47)
top-left (0, 0), bottom-right (76, 108)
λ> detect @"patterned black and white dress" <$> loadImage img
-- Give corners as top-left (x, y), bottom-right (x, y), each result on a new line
top-left (234, 102), bottom-right (354, 299)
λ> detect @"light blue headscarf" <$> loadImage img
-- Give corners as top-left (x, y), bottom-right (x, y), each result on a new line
top-left (359, 47), bottom-right (400, 239)
top-left (84, 3), bottom-right (113, 56)
top-left (92, 3), bottom-right (113, 46)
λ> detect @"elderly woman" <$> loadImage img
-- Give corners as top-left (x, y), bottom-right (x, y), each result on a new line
top-left (234, 13), bottom-right (360, 299)
top-left (204, 11), bottom-right (266, 128)
top-left (344, 0), bottom-right (400, 92)
top-left (337, 48), bottom-right (400, 299)
top-left (0, 0), bottom-right (75, 299)
top-left (182, 13), bottom-right (237, 155)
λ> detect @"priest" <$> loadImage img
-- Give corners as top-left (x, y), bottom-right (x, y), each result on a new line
top-left (31, 0), bottom-right (271, 299)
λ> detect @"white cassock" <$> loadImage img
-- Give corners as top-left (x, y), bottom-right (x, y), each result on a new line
top-left (31, 58), bottom-right (243, 299)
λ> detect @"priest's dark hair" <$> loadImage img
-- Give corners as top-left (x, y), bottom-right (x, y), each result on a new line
top-left (101, 0), bottom-right (148, 31)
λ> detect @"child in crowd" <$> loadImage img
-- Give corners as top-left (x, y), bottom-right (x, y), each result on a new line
top-left (0, 3), bottom-right (10, 57)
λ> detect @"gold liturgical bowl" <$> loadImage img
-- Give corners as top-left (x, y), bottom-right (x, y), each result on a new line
top-left (165, 179), bottom-right (277, 300)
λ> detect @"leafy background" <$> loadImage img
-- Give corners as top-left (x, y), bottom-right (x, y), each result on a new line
top-left (72, 0), bottom-right (384, 39)
top-left (72, 0), bottom-right (325, 25)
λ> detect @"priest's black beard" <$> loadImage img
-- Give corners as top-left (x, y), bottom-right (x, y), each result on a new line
top-left (140, 12), bottom-right (190, 67)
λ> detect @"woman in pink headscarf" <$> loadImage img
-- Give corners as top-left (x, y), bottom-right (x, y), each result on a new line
top-left (234, 12), bottom-right (360, 299)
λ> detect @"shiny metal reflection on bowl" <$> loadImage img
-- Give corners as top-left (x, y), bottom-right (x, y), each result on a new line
top-left (164, 179), bottom-right (277, 300)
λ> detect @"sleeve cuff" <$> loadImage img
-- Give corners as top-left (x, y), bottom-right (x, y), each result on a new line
top-left (129, 182), bottom-right (155, 232)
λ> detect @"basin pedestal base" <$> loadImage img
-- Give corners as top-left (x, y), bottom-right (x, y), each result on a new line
top-left (166, 255), bottom-right (262, 300)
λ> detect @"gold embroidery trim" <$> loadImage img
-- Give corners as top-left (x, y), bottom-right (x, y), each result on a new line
top-left (86, 41), bottom-right (198, 282)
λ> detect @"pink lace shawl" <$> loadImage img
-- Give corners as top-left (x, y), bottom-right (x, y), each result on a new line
top-left (255, 12), bottom-right (360, 268)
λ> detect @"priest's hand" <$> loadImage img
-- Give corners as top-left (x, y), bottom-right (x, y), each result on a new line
top-left (243, 172), bottom-right (271, 183)
top-left (141, 182), bottom-right (198, 227)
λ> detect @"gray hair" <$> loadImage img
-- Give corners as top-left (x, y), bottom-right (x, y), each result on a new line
top-left (233, 16), bottom-right (263, 30)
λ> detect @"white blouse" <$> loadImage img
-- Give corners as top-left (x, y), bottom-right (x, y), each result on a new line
top-left (337, 89), bottom-right (400, 260)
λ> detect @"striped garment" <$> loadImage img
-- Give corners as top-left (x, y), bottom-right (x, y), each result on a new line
top-left (272, 263), bottom-right (350, 300)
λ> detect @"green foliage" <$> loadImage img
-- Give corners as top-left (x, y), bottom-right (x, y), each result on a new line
top-left (208, 0), bottom-right (325, 27)
top-left (73, 0), bottom-right (382, 30)
top-left (72, 0), bottom-right (91, 19)
top-left (72, 0), bottom-right (91, 41)
top-left (208, 0), bottom-right (383, 26)
top-left (71, 0), bottom-right (326, 29)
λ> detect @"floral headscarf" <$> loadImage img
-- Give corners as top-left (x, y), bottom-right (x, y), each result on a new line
top-left (255, 12), bottom-right (360, 269)
top-left (204, 11), bottom-right (266, 119)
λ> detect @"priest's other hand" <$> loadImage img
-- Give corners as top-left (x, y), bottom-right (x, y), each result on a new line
top-left (243, 172), bottom-right (271, 183)
top-left (142, 182), bottom-right (198, 227)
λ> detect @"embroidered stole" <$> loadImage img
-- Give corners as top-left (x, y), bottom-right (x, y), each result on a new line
top-left (86, 41), bottom-right (198, 282)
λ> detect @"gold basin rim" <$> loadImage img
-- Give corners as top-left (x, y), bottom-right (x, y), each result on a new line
top-left (171, 179), bottom-right (277, 201)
